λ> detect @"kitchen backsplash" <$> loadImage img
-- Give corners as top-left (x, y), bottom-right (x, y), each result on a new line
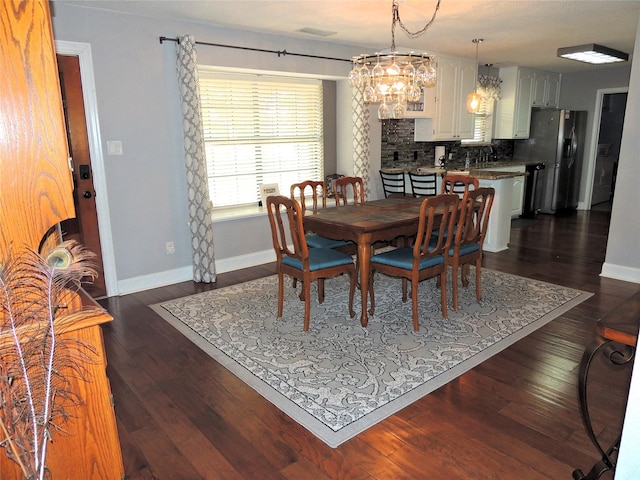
top-left (380, 119), bottom-right (514, 169)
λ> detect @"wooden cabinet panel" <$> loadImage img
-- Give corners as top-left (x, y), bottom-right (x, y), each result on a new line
top-left (0, 1), bottom-right (124, 478)
top-left (0, 0), bottom-right (75, 256)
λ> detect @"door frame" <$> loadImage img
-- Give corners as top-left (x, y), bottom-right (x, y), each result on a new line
top-left (55, 40), bottom-right (118, 296)
top-left (582, 86), bottom-right (628, 209)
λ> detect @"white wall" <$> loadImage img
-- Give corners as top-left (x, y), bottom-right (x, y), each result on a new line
top-left (604, 14), bottom-right (640, 479)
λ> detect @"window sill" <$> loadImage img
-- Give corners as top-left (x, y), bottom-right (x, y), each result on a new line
top-left (212, 204), bottom-right (266, 223)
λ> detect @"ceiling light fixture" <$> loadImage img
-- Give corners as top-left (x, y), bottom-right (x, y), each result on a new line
top-left (348, 0), bottom-right (441, 120)
top-left (466, 38), bottom-right (483, 114)
top-left (557, 43), bottom-right (628, 65)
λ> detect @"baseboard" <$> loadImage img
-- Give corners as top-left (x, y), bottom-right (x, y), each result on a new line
top-left (116, 250), bottom-right (276, 296)
top-left (601, 262), bottom-right (640, 284)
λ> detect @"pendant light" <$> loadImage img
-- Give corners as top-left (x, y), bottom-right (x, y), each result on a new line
top-left (466, 38), bottom-right (483, 114)
top-left (349, 0), bottom-right (441, 120)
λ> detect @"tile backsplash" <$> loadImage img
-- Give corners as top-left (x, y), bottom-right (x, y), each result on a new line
top-left (380, 119), bottom-right (514, 169)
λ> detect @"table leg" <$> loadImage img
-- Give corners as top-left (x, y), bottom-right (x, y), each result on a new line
top-left (357, 234), bottom-right (372, 327)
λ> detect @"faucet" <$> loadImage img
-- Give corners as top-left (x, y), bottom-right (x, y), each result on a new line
top-left (480, 145), bottom-right (494, 162)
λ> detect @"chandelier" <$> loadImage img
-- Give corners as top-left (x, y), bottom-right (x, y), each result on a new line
top-left (348, 0), bottom-right (441, 120)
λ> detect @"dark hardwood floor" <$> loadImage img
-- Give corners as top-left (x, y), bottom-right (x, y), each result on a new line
top-left (99, 208), bottom-right (639, 479)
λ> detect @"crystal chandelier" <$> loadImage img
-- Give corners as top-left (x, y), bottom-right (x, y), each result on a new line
top-left (348, 0), bottom-right (441, 120)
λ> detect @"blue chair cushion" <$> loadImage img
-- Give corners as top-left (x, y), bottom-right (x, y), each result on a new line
top-left (448, 243), bottom-right (480, 256)
top-left (305, 233), bottom-right (353, 249)
top-left (370, 247), bottom-right (444, 270)
top-left (283, 247), bottom-right (354, 272)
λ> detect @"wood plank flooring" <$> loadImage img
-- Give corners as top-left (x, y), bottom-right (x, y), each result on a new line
top-left (99, 209), bottom-right (640, 479)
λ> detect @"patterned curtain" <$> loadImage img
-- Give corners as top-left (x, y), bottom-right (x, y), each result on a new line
top-left (352, 85), bottom-right (371, 200)
top-left (176, 35), bottom-right (216, 283)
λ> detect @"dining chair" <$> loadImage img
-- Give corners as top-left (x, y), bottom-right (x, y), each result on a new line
top-left (379, 170), bottom-right (406, 198)
top-left (266, 195), bottom-right (356, 331)
top-left (445, 187), bottom-right (495, 312)
top-left (334, 176), bottom-right (365, 206)
top-left (290, 180), bottom-right (352, 250)
top-left (408, 172), bottom-right (438, 197)
top-left (368, 193), bottom-right (459, 331)
top-left (441, 173), bottom-right (479, 196)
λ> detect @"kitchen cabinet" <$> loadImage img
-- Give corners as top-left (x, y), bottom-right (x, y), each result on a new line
top-left (478, 164), bottom-right (526, 218)
top-left (0, 1), bottom-right (124, 478)
top-left (404, 85), bottom-right (435, 118)
top-left (532, 71), bottom-right (561, 108)
top-left (415, 55), bottom-right (476, 141)
top-left (494, 66), bottom-right (534, 139)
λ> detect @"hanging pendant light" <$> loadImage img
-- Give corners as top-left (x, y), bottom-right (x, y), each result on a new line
top-left (349, 0), bottom-right (441, 120)
top-left (467, 38), bottom-right (483, 114)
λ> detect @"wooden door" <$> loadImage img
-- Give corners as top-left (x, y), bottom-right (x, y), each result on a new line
top-left (57, 54), bottom-right (107, 297)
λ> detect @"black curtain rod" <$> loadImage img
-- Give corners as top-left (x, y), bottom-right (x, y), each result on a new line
top-left (159, 36), bottom-right (351, 63)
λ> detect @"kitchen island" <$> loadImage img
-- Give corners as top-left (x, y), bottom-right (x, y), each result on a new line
top-left (380, 161), bottom-right (541, 252)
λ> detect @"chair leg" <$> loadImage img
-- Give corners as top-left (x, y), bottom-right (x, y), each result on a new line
top-left (452, 260), bottom-right (460, 312)
top-left (303, 280), bottom-right (311, 331)
top-left (318, 278), bottom-right (325, 304)
top-left (277, 273), bottom-right (284, 318)
top-left (402, 278), bottom-right (409, 302)
top-left (461, 263), bottom-right (470, 287)
top-left (411, 279), bottom-right (419, 331)
top-left (440, 270), bottom-right (448, 319)
top-left (475, 259), bottom-right (482, 301)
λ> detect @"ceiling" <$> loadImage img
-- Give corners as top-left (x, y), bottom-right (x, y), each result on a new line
top-left (54, 0), bottom-right (640, 74)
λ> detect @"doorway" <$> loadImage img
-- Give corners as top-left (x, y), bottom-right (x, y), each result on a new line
top-left (591, 92), bottom-right (627, 210)
top-left (57, 54), bottom-right (106, 297)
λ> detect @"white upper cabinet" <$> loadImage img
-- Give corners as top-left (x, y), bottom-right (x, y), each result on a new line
top-left (416, 55), bottom-right (476, 141)
top-left (494, 66), bottom-right (535, 139)
top-left (531, 71), bottom-right (561, 108)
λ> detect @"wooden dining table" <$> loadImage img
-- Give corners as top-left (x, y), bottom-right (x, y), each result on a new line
top-left (303, 196), bottom-right (427, 327)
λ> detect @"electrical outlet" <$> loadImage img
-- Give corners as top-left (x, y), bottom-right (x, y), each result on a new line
top-left (165, 241), bottom-right (175, 254)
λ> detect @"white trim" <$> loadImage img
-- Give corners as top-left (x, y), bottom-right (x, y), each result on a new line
top-left (55, 40), bottom-right (119, 297)
top-left (600, 263), bottom-right (640, 284)
top-left (582, 86), bottom-right (628, 209)
top-left (116, 249), bottom-right (276, 295)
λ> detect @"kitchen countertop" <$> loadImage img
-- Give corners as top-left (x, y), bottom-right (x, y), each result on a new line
top-left (381, 160), bottom-right (543, 180)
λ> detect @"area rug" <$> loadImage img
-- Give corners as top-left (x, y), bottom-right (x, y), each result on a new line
top-left (150, 268), bottom-right (591, 447)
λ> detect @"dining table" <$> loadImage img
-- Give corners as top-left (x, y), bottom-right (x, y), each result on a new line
top-left (303, 195), bottom-right (427, 327)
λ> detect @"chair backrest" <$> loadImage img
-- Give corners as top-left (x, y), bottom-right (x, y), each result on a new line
top-left (408, 172), bottom-right (438, 197)
top-left (266, 195), bottom-right (308, 266)
top-left (334, 176), bottom-right (365, 206)
top-left (413, 193), bottom-right (460, 263)
top-left (379, 170), bottom-right (405, 198)
top-left (441, 174), bottom-right (479, 196)
top-left (290, 180), bottom-right (327, 213)
top-left (454, 187), bottom-right (495, 250)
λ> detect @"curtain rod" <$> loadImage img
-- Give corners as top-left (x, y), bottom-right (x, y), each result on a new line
top-left (159, 36), bottom-right (351, 63)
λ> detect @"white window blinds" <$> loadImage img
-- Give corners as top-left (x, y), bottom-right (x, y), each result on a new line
top-left (463, 97), bottom-right (495, 145)
top-left (197, 69), bottom-right (324, 208)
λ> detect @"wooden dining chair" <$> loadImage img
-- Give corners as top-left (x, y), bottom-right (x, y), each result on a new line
top-left (290, 180), bottom-right (352, 250)
top-left (266, 195), bottom-right (356, 331)
top-left (408, 172), bottom-right (438, 197)
top-left (379, 170), bottom-right (406, 198)
top-left (441, 173), bottom-right (479, 196)
top-left (368, 193), bottom-right (459, 331)
top-left (445, 187), bottom-right (495, 312)
top-left (334, 176), bottom-right (365, 206)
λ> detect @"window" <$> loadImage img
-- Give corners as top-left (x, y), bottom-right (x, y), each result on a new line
top-left (462, 96), bottom-right (495, 145)
top-left (198, 69), bottom-right (324, 209)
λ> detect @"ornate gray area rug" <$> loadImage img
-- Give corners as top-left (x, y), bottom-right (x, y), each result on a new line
top-left (151, 268), bottom-right (591, 447)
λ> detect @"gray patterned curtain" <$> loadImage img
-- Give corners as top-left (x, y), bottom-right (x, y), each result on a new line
top-left (176, 35), bottom-right (216, 283)
top-left (352, 85), bottom-right (371, 200)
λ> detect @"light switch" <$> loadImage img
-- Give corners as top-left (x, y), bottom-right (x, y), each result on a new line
top-left (107, 140), bottom-right (123, 155)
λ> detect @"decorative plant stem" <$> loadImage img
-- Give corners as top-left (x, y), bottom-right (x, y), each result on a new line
top-left (0, 241), bottom-right (102, 479)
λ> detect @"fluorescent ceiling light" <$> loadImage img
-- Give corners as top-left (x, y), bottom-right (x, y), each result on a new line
top-left (297, 27), bottom-right (336, 37)
top-left (557, 44), bottom-right (628, 64)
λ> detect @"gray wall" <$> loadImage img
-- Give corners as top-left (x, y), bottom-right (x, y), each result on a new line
top-left (51, 3), bottom-right (361, 293)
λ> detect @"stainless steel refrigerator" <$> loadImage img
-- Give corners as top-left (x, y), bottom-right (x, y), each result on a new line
top-left (513, 109), bottom-right (587, 214)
